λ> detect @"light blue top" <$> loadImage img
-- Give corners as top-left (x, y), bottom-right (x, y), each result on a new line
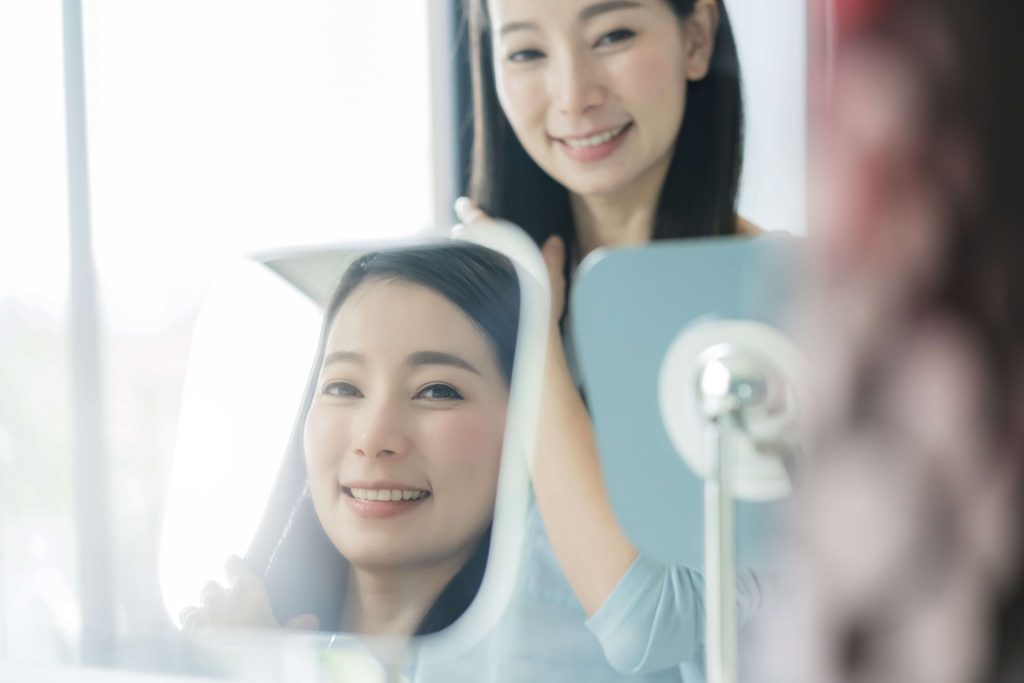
top-left (414, 276), bottom-right (770, 680)
top-left (477, 499), bottom-right (763, 682)
top-left (410, 497), bottom-right (765, 683)
top-left (466, 308), bottom-right (763, 680)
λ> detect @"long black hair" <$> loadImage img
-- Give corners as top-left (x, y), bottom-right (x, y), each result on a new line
top-left (465, 0), bottom-right (744, 248)
top-left (249, 243), bottom-right (519, 635)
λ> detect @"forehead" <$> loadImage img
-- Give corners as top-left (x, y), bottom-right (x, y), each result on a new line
top-left (325, 279), bottom-right (495, 365)
top-left (488, 0), bottom-right (658, 26)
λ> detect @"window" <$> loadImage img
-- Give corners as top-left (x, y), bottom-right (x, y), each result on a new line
top-left (1, 1), bottom-right (440, 664)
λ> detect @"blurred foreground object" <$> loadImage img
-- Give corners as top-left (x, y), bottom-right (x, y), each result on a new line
top-left (760, 2), bottom-right (1024, 682)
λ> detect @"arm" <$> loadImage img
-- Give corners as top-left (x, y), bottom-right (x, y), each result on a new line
top-left (452, 198), bottom-right (659, 614)
top-left (533, 217), bottom-right (768, 611)
top-left (535, 239), bottom-right (767, 674)
top-left (736, 215), bottom-right (763, 236)
top-left (531, 236), bottom-right (638, 617)
top-left (455, 200), bottom-right (761, 670)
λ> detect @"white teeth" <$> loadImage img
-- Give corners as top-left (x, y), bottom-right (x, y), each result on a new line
top-left (349, 487), bottom-right (428, 502)
top-left (564, 124), bottom-right (628, 149)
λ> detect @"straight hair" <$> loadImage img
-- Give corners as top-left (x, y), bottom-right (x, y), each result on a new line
top-left (465, 0), bottom-right (745, 249)
top-left (257, 244), bottom-right (519, 635)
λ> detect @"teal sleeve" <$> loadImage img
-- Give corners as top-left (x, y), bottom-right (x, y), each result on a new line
top-left (585, 555), bottom-right (764, 675)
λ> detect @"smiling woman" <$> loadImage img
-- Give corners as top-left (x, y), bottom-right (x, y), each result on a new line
top-left (468, 0), bottom-right (744, 255)
top-left (179, 244), bottom-right (520, 637)
top-left (492, 0), bottom-right (702, 209)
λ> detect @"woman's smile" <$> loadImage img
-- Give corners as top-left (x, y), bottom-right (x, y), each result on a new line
top-left (553, 122), bottom-right (634, 162)
top-left (341, 486), bottom-right (433, 519)
top-left (490, 0), bottom-right (700, 199)
top-left (344, 487), bottom-right (431, 502)
top-left (339, 479), bottom-right (433, 519)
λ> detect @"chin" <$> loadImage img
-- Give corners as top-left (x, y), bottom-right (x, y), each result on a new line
top-left (341, 543), bottom-right (419, 571)
top-left (558, 172), bottom-right (636, 199)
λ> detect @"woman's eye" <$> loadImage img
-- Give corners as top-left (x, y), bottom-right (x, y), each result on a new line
top-left (508, 48), bottom-right (544, 63)
top-left (415, 384), bottom-right (464, 401)
top-left (594, 28), bottom-right (635, 48)
top-left (323, 381), bottom-right (362, 398)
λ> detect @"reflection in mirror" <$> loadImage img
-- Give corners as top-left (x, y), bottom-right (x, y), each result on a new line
top-left (161, 243), bottom-right (521, 641)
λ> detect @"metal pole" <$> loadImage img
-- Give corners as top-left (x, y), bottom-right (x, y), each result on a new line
top-left (703, 420), bottom-right (738, 683)
top-left (61, 0), bottom-right (115, 665)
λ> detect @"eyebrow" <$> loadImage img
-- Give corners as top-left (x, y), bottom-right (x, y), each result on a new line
top-left (323, 350), bottom-right (482, 376)
top-left (407, 351), bottom-right (482, 376)
top-left (499, 0), bottom-right (644, 37)
top-left (324, 351), bottom-right (364, 366)
top-left (580, 0), bottom-right (643, 22)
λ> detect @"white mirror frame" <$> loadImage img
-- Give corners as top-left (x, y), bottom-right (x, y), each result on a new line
top-left (161, 223), bottom-right (551, 674)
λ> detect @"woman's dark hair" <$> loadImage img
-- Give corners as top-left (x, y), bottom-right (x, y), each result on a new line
top-left (250, 243), bottom-right (519, 635)
top-left (465, 0), bottom-right (744, 249)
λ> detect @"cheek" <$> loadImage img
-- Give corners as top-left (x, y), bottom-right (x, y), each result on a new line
top-left (420, 409), bottom-right (505, 486)
top-left (611, 46), bottom-right (688, 116)
top-left (496, 68), bottom-right (545, 131)
top-left (303, 404), bottom-right (346, 474)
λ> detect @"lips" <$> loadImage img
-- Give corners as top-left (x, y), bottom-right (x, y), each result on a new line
top-left (556, 123), bottom-right (632, 149)
top-left (339, 481), bottom-right (432, 519)
top-left (343, 486), bottom-right (430, 502)
top-left (553, 122), bottom-right (633, 163)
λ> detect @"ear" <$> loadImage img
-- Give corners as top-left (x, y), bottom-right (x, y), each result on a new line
top-left (682, 0), bottom-right (720, 82)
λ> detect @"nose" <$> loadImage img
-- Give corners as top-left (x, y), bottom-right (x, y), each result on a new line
top-left (350, 395), bottom-right (410, 459)
top-left (550, 48), bottom-right (605, 117)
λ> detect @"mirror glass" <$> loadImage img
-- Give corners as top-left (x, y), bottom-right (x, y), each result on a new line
top-left (159, 239), bottom-right (529, 654)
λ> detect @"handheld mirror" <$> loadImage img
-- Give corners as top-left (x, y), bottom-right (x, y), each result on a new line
top-left (158, 224), bottom-right (549, 676)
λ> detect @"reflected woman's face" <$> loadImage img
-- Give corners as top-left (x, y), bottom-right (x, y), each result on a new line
top-left (304, 279), bottom-right (508, 573)
top-left (488, 0), bottom-right (715, 201)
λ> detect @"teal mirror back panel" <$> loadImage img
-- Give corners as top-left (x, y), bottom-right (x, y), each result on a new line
top-left (571, 236), bottom-right (803, 569)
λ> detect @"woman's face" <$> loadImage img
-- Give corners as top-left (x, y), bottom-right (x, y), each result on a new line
top-left (488, 0), bottom-right (716, 201)
top-left (304, 279), bottom-right (508, 573)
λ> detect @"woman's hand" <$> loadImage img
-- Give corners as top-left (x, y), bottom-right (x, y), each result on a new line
top-left (455, 197), bottom-right (637, 616)
top-left (540, 235), bottom-right (566, 327)
top-left (454, 196), bottom-right (566, 328)
top-left (454, 196), bottom-right (488, 226)
top-left (179, 555), bottom-right (319, 632)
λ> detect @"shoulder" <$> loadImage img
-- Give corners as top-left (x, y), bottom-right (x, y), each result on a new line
top-left (585, 556), bottom-right (705, 673)
top-left (736, 215), bottom-right (763, 236)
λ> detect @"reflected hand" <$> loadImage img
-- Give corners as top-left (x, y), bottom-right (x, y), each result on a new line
top-left (179, 555), bottom-right (319, 632)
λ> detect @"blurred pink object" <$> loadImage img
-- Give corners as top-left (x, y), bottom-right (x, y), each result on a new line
top-left (756, 2), bottom-right (1024, 681)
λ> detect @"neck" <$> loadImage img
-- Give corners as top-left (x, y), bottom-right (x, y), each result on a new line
top-left (341, 549), bottom-right (473, 637)
top-left (569, 157), bottom-right (670, 260)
